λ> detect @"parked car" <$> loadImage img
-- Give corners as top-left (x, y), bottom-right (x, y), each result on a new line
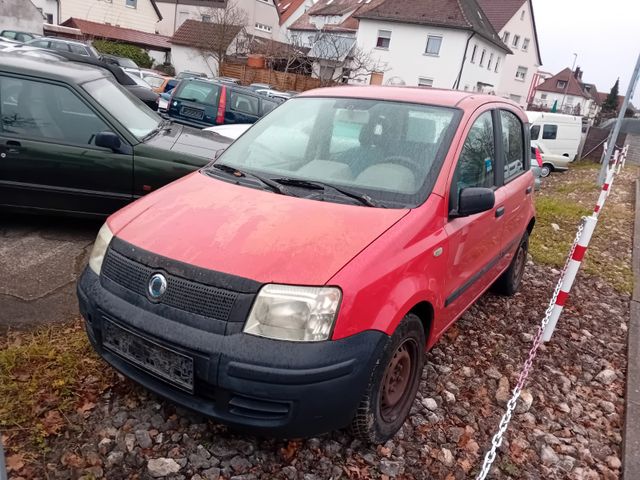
top-left (203, 123), bottom-right (252, 140)
top-left (79, 87), bottom-right (535, 442)
top-left (5, 45), bottom-right (160, 110)
top-left (248, 82), bottom-right (274, 90)
top-left (25, 36), bottom-right (100, 58)
top-left (0, 38), bottom-right (20, 50)
top-left (254, 88), bottom-right (293, 101)
top-left (157, 91), bottom-right (171, 112)
top-left (532, 143), bottom-right (571, 177)
top-left (168, 78), bottom-right (282, 128)
top-left (530, 147), bottom-right (543, 189)
top-left (101, 53), bottom-right (139, 70)
top-left (214, 76), bottom-right (242, 85)
top-left (0, 30), bottom-right (41, 43)
top-left (129, 69), bottom-right (173, 94)
top-left (0, 51), bottom-right (233, 216)
top-left (165, 71), bottom-right (208, 93)
top-left (527, 111), bottom-right (582, 160)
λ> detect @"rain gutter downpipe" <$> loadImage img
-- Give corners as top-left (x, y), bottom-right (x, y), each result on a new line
top-left (454, 31), bottom-right (475, 90)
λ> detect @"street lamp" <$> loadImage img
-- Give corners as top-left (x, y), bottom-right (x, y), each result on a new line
top-left (560, 53), bottom-right (578, 112)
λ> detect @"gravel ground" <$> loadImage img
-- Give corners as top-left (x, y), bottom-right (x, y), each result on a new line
top-left (8, 164), bottom-right (635, 480)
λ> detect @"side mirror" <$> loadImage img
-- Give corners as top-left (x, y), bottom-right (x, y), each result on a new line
top-left (95, 131), bottom-right (122, 152)
top-left (456, 187), bottom-right (495, 217)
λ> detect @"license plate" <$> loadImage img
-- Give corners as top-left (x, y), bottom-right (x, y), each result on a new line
top-left (180, 106), bottom-right (204, 120)
top-left (102, 319), bottom-right (194, 392)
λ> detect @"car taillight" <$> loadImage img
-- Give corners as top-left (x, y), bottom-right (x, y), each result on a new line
top-left (216, 86), bottom-right (227, 125)
top-left (534, 148), bottom-right (543, 167)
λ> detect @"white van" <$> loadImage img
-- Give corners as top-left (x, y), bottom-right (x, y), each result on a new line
top-left (526, 111), bottom-right (582, 160)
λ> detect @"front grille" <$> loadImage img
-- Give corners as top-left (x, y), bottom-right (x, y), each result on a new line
top-left (102, 248), bottom-right (238, 321)
top-left (228, 394), bottom-right (290, 420)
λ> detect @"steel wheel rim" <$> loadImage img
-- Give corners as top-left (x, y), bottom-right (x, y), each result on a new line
top-left (541, 166), bottom-right (551, 177)
top-left (380, 338), bottom-right (419, 423)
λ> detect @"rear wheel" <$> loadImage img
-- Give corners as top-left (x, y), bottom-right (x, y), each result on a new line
top-left (350, 314), bottom-right (425, 443)
top-left (540, 164), bottom-right (553, 177)
top-left (494, 232), bottom-right (528, 296)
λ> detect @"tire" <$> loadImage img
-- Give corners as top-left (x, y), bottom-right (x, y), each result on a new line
top-left (349, 314), bottom-right (425, 443)
top-left (540, 164), bottom-right (553, 177)
top-left (494, 232), bottom-right (529, 296)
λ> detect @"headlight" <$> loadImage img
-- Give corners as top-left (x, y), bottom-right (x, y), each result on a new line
top-left (243, 284), bottom-right (342, 342)
top-left (88, 222), bottom-right (114, 275)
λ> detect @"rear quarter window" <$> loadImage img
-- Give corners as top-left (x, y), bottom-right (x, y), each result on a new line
top-left (176, 81), bottom-right (220, 104)
top-left (542, 124), bottom-right (558, 139)
top-left (229, 91), bottom-right (259, 116)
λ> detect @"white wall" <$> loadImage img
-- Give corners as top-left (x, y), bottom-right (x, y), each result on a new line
top-left (60, 0), bottom-right (160, 33)
top-left (531, 90), bottom-right (590, 116)
top-left (278, 0), bottom-right (314, 42)
top-left (29, 0), bottom-right (58, 24)
top-left (353, 19), bottom-right (505, 91)
top-left (157, 0), bottom-right (280, 39)
top-left (1, 0), bottom-right (44, 33)
top-left (493, 1), bottom-right (540, 106)
top-left (458, 36), bottom-right (507, 93)
top-left (171, 44), bottom-right (219, 75)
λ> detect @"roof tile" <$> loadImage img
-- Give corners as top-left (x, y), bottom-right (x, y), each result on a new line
top-left (62, 18), bottom-right (171, 50)
top-left (170, 19), bottom-right (242, 51)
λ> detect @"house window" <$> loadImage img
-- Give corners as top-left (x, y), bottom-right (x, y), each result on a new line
top-left (515, 66), bottom-right (527, 81)
top-left (255, 22), bottom-right (272, 32)
top-left (502, 32), bottom-right (510, 44)
top-left (494, 56), bottom-right (500, 73)
top-left (541, 93), bottom-right (547, 100)
top-left (512, 35), bottom-right (520, 48)
top-left (418, 77), bottom-right (433, 88)
top-left (509, 94), bottom-right (522, 103)
top-left (45, 13), bottom-right (53, 23)
top-left (487, 53), bottom-right (494, 70)
top-left (470, 44), bottom-right (477, 63)
top-left (125, 0), bottom-right (137, 8)
top-left (376, 30), bottom-right (391, 49)
top-left (202, 15), bottom-right (211, 22)
top-left (520, 10), bottom-right (525, 20)
top-left (425, 35), bottom-right (442, 56)
top-left (557, 80), bottom-right (567, 89)
top-left (522, 38), bottom-right (530, 51)
top-left (479, 49), bottom-right (486, 67)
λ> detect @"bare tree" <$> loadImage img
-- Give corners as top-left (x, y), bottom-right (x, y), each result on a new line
top-left (196, 0), bottom-right (248, 73)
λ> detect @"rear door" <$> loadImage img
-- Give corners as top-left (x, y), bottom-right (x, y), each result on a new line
top-left (225, 90), bottom-right (260, 124)
top-left (168, 80), bottom-right (220, 127)
top-left (0, 75), bottom-right (133, 215)
top-left (442, 109), bottom-right (506, 326)
top-left (497, 109), bottom-right (532, 264)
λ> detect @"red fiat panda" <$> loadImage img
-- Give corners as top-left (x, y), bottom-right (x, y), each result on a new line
top-left (78, 87), bottom-right (535, 443)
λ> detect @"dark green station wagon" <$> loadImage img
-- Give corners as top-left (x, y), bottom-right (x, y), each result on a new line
top-left (0, 51), bottom-right (232, 217)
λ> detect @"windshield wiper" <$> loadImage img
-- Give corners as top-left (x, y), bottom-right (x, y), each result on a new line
top-left (211, 164), bottom-right (289, 195)
top-left (273, 177), bottom-right (380, 207)
top-left (141, 119), bottom-right (172, 142)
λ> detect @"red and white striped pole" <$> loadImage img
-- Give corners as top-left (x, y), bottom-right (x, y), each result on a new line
top-left (542, 152), bottom-right (623, 342)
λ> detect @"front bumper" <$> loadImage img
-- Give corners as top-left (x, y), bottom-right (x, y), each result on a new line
top-left (77, 267), bottom-right (387, 437)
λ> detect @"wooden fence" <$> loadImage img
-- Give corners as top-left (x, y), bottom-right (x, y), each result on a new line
top-left (220, 63), bottom-right (327, 92)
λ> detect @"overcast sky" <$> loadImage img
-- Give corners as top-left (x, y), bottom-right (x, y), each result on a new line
top-left (532, 0), bottom-right (640, 102)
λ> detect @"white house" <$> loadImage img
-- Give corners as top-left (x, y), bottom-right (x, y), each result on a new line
top-left (353, 0), bottom-right (511, 90)
top-left (1, 0), bottom-right (45, 34)
top-left (28, 0), bottom-right (58, 24)
top-left (477, 0), bottom-right (542, 107)
top-left (276, 0), bottom-right (312, 41)
top-left (155, 0), bottom-right (281, 41)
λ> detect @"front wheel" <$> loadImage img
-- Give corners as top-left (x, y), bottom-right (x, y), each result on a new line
top-left (349, 314), bottom-right (425, 443)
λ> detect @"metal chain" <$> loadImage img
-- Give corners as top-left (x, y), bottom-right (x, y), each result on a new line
top-left (475, 218), bottom-right (586, 480)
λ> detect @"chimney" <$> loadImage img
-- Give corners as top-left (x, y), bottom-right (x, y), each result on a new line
top-left (574, 66), bottom-right (583, 80)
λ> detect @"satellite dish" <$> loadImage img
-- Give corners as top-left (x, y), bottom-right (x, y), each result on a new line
top-left (385, 76), bottom-right (406, 86)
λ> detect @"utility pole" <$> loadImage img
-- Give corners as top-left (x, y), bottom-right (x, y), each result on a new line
top-left (597, 51), bottom-right (640, 184)
top-left (560, 53), bottom-right (578, 112)
top-left (173, 0), bottom-right (179, 34)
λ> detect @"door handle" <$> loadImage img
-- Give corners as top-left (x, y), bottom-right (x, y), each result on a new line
top-left (5, 140), bottom-right (21, 154)
top-left (526, 186), bottom-right (532, 194)
top-left (495, 206), bottom-right (505, 218)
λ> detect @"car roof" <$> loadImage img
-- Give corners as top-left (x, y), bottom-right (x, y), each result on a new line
top-left (33, 36), bottom-right (89, 46)
top-left (0, 50), bottom-right (108, 84)
top-left (299, 86), bottom-right (522, 110)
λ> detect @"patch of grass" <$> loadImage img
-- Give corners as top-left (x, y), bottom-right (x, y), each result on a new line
top-left (0, 320), bottom-right (114, 452)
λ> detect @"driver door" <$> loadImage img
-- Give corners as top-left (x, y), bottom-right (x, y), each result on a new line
top-left (0, 75), bottom-right (132, 215)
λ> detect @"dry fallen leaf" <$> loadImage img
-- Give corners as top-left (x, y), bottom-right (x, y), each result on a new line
top-left (281, 440), bottom-right (301, 462)
top-left (41, 409), bottom-right (65, 436)
top-left (6, 453), bottom-right (25, 472)
top-left (77, 401), bottom-right (96, 416)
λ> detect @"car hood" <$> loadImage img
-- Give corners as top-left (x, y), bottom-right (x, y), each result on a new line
top-left (143, 122), bottom-right (233, 159)
top-left (109, 172), bottom-right (409, 285)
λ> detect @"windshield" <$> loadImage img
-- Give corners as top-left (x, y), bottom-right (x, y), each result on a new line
top-left (212, 97), bottom-right (459, 208)
top-left (144, 75), bottom-right (165, 88)
top-left (82, 77), bottom-right (161, 139)
top-left (126, 72), bottom-right (151, 88)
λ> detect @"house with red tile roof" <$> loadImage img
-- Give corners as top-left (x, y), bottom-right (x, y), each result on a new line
top-left (276, 0), bottom-right (311, 34)
top-left (530, 67), bottom-right (602, 120)
top-left (351, 0), bottom-right (510, 90)
top-left (476, 0), bottom-right (542, 107)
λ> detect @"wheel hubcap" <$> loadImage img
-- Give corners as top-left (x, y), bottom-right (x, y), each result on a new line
top-left (380, 339), bottom-right (418, 423)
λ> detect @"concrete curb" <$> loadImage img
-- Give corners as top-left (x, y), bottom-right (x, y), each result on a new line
top-left (623, 179), bottom-right (640, 479)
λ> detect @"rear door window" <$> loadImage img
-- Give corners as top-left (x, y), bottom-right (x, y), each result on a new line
top-left (261, 98), bottom-right (279, 115)
top-left (69, 44), bottom-right (88, 55)
top-left (175, 81), bottom-right (220, 104)
top-left (500, 110), bottom-right (525, 181)
top-left (51, 41), bottom-right (71, 52)
top-left (2, 31), bottom-right (17, 40)
top-left (530, 124), bottom-right (540, 140)
top-left (229, 91), bottom-right (259, 116)
top-left (30, 39), bottom-right (49, 48)
top-left (542, 124), bottom-right (558, 139)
